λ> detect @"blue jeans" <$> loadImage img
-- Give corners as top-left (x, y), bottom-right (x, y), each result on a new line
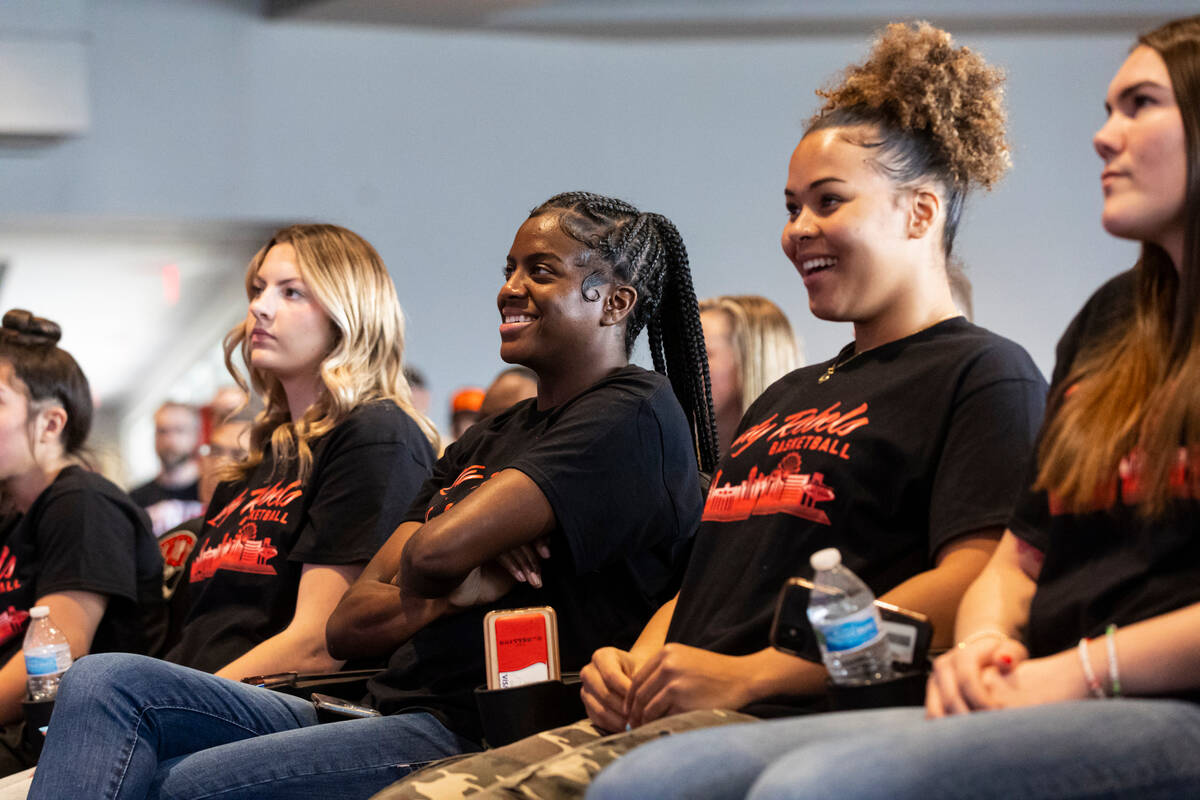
top-left (587, 701), bottom-right (1200, 800)
top-left (28, 654), bottom-right (479, 800)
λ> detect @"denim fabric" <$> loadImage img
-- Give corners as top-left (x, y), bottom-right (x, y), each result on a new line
top-left (588, 701), bottom-right (1200, 800)
top-left (28, 654), bottom-right (477, 800)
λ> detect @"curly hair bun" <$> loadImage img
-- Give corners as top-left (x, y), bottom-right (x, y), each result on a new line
top-left (2, 309), bottom-right (62, 346)
top-left (813, 21), bottom-right (1010, 189)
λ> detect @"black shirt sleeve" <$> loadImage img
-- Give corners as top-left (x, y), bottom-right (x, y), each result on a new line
top-left (928, 342), bottom-right (1048, 554)
top-left (290, 405), bottom-right (434, 564)
top-left (1010, 269), bottom-right (1136, 552)
top-left (508, 383), bottom-right (693, 575)
top-left (36, 487), bottom-right (142, 601)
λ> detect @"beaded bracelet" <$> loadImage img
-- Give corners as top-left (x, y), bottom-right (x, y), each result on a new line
top-left (1105, 624), bottom-right (1122, 698)
top-left (1077, 637), bottom-right (1106, 699)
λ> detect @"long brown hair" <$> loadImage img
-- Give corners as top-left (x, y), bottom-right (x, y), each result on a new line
top-left (1036, 16), bottom-right (1200, 516)
top-left (224, 224), bottom-right (439, 484)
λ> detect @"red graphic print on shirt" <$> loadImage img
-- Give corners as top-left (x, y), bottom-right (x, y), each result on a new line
top-left (706, 402), bottom-right (870, 525)
top-left (0, 546), bottom-right (19, 593)
top-left (1049, 445), bottom-right (1200, 514)
top-left (427, 464), bottom-right (493, 521)
top-left (0, 606), bottom-right (29, 647)
top-left (704, 454), bottom-right (835, 524)
top-left (190, 480), bottom-right (300, 583)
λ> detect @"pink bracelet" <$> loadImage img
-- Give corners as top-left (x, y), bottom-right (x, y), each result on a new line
top-left (1077, 637), bottom-right (1106, 699)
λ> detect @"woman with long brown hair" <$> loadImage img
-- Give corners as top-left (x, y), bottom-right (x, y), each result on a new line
top-left (589, 15), bottom-right (1200, 800)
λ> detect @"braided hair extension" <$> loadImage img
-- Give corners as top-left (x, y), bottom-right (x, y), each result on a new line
top-left (530, 192), bottom-right (719, 472)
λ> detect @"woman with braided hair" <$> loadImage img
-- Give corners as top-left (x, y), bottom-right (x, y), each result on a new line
top-left (27, 192), bottom-right (711, 799)
top-left (367, 20), bottom-right (1047, 800)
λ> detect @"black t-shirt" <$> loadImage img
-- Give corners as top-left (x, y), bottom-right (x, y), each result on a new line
top-left (166, 401), bottom-right (434, 672)
top-left (0, 466), bottom-right (164, 665)
top-left (1010, 270), bottom-right (1200, 673)
top-left (365, 366), bottom-right (702, 743)
top-left (667, 318), bottom-right (1048, 663)
top-left (129, 479), bottom-right (200, 507)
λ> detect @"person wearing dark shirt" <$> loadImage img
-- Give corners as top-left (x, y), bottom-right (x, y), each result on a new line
top-left (380, 22), bottom-right (1046, 800)
top-left (586, 15), bottom-right (1200, 800)
top-left (0, 310), bottom-right (162, 729)
top-left (128, 401), bottom-right (204, 536)
top-left (28, 194), bottom-right (718, 799)
top-left (24, 222), bottom-right (440, 795)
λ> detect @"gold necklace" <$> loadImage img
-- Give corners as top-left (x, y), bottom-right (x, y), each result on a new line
top-left (817, 347), bottom-right (860, 383)
top-left (817, 313), bottom-right (961, 384)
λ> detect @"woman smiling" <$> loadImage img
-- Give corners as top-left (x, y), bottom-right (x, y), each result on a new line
top-left (587, 15), bottom-right (1200, 800)
top-left (28, 195), bottom-right (716, 799)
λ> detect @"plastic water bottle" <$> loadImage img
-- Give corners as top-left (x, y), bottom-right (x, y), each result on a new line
top-left (23, 606), bottom-right (72, 701)
top-left (806, 548), bottom-right (895, 686)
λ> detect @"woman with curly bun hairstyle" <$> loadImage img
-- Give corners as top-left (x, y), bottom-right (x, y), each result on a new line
top-left (0, 311), bottom-right (161, 747)
top-left (362, 23), bottom-right (1046, 800)
top-left (589, 15), bottom-right (1200, 800)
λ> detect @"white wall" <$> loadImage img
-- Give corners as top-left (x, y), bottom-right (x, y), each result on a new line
top-left (0, 0), bottom-right (1148, 426)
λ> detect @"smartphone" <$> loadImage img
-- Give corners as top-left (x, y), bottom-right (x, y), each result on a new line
top-left (310, 693), bottom-right (382, 723)
top-left (769, 577), bottom-right (934, 668)
top-left (483, 606), bottom-right (560, 690)
top-left (240, 671), bottom-right (299, 689)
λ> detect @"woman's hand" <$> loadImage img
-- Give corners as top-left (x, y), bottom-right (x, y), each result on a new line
top-left (495, 536), bottom-right (550, 588)
top-left (926, 634), bottom-right (1029, 718)
top-left (623, 644), bottom-right (752, 728)
top-left (581, 647), bottom-right (643, 733)
top-left (980, 649), bottom-right (1091, 709)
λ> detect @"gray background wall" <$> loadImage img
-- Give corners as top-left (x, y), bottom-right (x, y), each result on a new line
top-left (0, 0), bottom-right (1155, 439)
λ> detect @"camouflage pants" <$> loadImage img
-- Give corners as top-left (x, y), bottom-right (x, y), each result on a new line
top-left (371, 709), bottom-right (756, 800)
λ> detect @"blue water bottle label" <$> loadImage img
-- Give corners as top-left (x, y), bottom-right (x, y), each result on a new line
top-left (25, 654), bottom-right (58, 676)
top-left (25, 645), bottom-right (71, 676)
top-left (814, 607), bottom-right (880, 653)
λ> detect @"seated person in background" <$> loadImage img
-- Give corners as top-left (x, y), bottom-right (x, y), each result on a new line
top-left (584, 15), bottom-right (1200, 800)
top-left (448, 386), bottom-right (485, 441)
top-left (129, 401), bottom-right (204, 536)
top-left (203, 385), bottom-right (248, 433)
top-left (403, 366), bottom-right (432, 417)
top-left (154, 414), bottom-right (251, 656)
top-left (376, 21), bottom-right (1046, 800)
top-left (478, 365), bottom-right (538, 419)
top-left (947, 257), bottom-right (974, 321)
top-left (699, 295), bottom-right (801, 457)
top-left (27, 191), bottom-right (717, 799)
top-left (0, 310), bottom-right (161, 764)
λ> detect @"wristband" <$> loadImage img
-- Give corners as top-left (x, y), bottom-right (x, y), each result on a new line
top-left (1077, 637), bottom-right (1106, 699)
top-left (1105, 624), bottom-right (1122, 698)
top-left (956, 629), bottom-right (1009, 649)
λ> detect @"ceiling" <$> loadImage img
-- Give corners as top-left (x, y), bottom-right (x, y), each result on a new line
top-left (264, 0), bottom-right (1200, 36)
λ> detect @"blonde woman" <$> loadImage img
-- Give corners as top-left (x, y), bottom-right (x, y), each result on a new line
top-left (94, 225), bottom-right (436, 685)
top-left (699, 295), bottom-right (800, 456)
top-left (171, 223), bottom-right (438, 679)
